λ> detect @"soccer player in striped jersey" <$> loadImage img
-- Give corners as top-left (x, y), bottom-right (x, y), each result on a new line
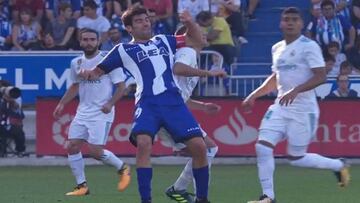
top-left (79, 7), bottom-right (226, 203)
top-left (53, 28), bottom-right (131, 196)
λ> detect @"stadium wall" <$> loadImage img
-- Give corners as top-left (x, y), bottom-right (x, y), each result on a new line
top-left (36, 98), bottom-right (360, 157)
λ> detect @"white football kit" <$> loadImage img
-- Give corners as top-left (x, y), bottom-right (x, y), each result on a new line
top-left (259, 35), bottom-right (325, 152)
top-left (157, 47), bottom-right (208, 150)
top-left (68, 51), bottom-right (126, 145)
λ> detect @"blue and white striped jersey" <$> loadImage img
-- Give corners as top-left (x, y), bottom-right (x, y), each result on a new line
top-left (98, 34), bottom-right (185, 104)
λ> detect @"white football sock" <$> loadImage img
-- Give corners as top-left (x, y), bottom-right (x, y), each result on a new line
top-left (173, 146), bottom-right (218, 191)
top-left (100, 149), bottom-right (124, 171)
top-left (290, 153), bottom-right (343, 171)
top-left (256, 143), bottom-right (275, 200)
top-left (68, 152), bottom-right (86, 185)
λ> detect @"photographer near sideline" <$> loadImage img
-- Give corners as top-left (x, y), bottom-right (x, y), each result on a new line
top-left (0, 80), bottom-right (27, 157)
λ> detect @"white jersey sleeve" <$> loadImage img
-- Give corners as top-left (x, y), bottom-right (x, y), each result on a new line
top-left (108, 67), bottom-right (126, 84)
top-left (174, 47), bottom-right (197, 66)
top-left (303, 41), bottom-right (325, 69)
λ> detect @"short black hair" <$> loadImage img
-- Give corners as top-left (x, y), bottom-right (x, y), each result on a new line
top-left (196, 11), bottom-right (212, 23)
top-left (281, 7), bottom-right (303, 18)
top-left (321, 0), bottom-right (335, 9)
top-left (121, 7), bottom-right (148, 27)
top-left (83, 0), bottom-right (98, 9)
top-left (79, 28), bottom-right (99, 39)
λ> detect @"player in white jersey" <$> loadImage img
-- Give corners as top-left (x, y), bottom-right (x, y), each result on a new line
top-left (53, 28), bottom-right (131, 196)
top-left (243, 8), bottom-right (350, 203)
top-left (161, 27), bottom-right (220, 203)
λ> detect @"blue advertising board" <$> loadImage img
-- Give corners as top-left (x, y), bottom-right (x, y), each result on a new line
top-left (0, 51), bottom-right (82, 104)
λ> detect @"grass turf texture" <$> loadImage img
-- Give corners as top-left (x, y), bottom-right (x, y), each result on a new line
top-left (0, 165), bottom-right (357, 203)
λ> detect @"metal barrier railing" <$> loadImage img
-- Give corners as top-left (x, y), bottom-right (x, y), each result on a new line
top-left (196, 50), bottom-right (226, 96)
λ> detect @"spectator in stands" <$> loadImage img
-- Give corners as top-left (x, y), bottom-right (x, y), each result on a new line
top-left (347, 38), bottom-right (360, 70)
top-left (311, 0), bottom-right (351, 19)
top-left (196, 11), bottom-right (235, 66)
top-left (100, 26), bottom-right (122, 50)
top-left (38, 32), bottom-right (67, 50)
top-left (324, 54), bottom-right (336, 75)
top-left (0, 0), bottom-right (12, 50)
top-left (335, 0), bottom-right (352, 21)
top-left (12, 0), bottom-right (44, 23)
top-left (306, 0), bottom-right (356, 50)
top-left (11, 9), bottom-right (42, 51)
top-left (326, 41), bottom-right (346, 75)
top-left (351, 0), bottom-right (360, 33)
top-left (325, 74), bottom-right (358, 98)
top-left (216, 0), bottom-right (247, 44)
top-left (45, 3), bottom-right (76, 49)
top-left (339, 60), bottom-right (355, 75)
top-left (178, 0), bottom-right (209, 20)
top-left (147, 8), bottom-right (172, 35)
top-left (205, 53), bottom-right (229, 96)
top-left (77, 0), bottom-right (111, 43)
top-left (113, 0), bottom-right (142, 17)
top-left (45, 0), bottom-right (81, 21)
top-left (143, 0), bottom-right (174, 34)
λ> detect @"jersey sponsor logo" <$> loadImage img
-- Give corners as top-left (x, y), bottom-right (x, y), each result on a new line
top-left (277, 59), bottom-right (297, 71)
top-left (136, 47), bottom-right (169, 62)
top-left (186, 126), bottom-right (201, 132)
top-left (80, 79), bottom-right (101, 84)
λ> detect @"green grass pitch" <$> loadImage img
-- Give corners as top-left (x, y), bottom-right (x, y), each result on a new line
top-left (0, 164), bottom-right (358, 203)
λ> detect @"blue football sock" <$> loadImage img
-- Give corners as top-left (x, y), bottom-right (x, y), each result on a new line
top-left (192, 165), bottom-right (209, 199)
top-left (137, 168), bottom-right (152, 202)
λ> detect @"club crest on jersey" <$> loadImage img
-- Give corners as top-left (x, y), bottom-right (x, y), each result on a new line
top-left (137, 47), bottom-right (169, 62)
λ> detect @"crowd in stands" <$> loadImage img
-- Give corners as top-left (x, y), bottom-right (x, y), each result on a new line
top-left (1, 0), bottom-right (360, 97)
top-left (0, 0), bottom-right (255, 55)
top-left (306, 0), bottom-right (360, 98)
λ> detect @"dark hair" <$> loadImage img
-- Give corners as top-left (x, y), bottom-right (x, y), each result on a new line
top-left (281, 7), bottom-right (303, 18)
top-left (340, 60), bottom-right (351, 68)
top-left (327, 41), bottom-right (340, 50)
top-left (83, 0), bottom-right (98, 9)
top-left (196, 11), bottom-right (213, 23)
top-left (121, 7), bottom-right (148, 27)
top-left (79, 28), bottom-right (99, 39)
top-left (321, 0), bottom-right (335, 9)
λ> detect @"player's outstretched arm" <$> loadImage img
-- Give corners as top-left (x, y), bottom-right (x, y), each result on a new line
top-left (179, 10), bottom-right (203, 47)
top-left (242, 73), bottom-right (277, 112)
top-left (53, 83), bottom-right (79, 119)
top-left (186, 99), bottom-right (221, 114)
top-left (173, 62), bottom-right (227, 77)
top-left (279, 67), bottom-right (326, 106)
top-left (101, 82), bottom-right (126, 114)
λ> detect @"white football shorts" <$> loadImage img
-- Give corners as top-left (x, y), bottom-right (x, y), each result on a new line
top-left (258, 104), bottom-right (319, 149)
top-left (68, 118), bottom-right (112, 145)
